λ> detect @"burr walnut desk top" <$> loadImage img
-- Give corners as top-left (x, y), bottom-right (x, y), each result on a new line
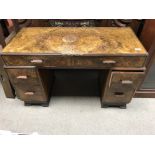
top-left (2, 27), bottom-right (147, 55)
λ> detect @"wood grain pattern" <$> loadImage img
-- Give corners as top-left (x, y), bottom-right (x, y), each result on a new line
top-left (1, 27), bottom-right (148, 107)
top-left (2, 55), bottom-right (147, 68)
top-left (101, 71), bottom-right (145, 107)
top-left (6, 68), bottom-right (40, 85)
top-left (2, 27), bottom-right (147, 55)
top-left (5, 67), bottom-right (54, 104)
top-left (0, 56), bottom-right (15, 98)
top-left (6, 67), bottom-right (49, 102)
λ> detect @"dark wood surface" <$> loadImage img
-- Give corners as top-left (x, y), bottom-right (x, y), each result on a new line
top-left (101, 71), bottom-right (144, 107)
top-left (19, 19), bottom-right (144, 34)
top-left (0, 67), bottom-right (15, 98)
top-left (135, 20), bottom-right (155, 97)
top-left (2, 55), bottom-right (147, 69)
top-left (6, 67), bottom-right (52, 103)
top-left (0, 19), bottom-right (20, 98)
top-left (0, 27), bottom-right (147, 107)
top-left (0, 56), bottom-right (15, 98)
top-left (0, 24), bottom-right (6, 48)
top-left (2, 27), bottom-right (147, 55)
top-left (139, 20), bottom-right (155, 51)
top-left (1, 19), bottom-right (155, 99)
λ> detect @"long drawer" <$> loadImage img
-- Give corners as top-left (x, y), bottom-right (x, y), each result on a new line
top-left (2, 55), bottom-right (147, 68)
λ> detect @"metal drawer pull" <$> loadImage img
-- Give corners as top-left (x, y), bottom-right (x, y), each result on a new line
top-left (16, 75), bottom-right (28, 79)
top-left (24, 92), bottom-right (34, 95)
top-left (30, 59), bottom-right (43, 63)
top-left (102, 60), bottom-right (116, 64)
top-left (121, 80), bottom-right (133, 84)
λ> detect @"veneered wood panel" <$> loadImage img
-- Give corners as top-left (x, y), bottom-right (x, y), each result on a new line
top-left (2, 27), bottom-right (147, 55)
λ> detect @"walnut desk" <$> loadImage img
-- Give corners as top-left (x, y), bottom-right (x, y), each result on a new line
top-left (0, 27), bottom-right (148, 108)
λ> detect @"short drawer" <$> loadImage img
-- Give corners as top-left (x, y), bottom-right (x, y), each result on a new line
top-left (6, 68), bottom-right (40, 85)
top-left (2, 55), bottom-right (147, 68)
top-left (109, 71), bottom-right (145, 88)
top-left (15, 85), bottom-right (47, 102)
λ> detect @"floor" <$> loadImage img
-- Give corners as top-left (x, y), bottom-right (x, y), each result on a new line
top-left (0, 83), bottom-right (155, 135)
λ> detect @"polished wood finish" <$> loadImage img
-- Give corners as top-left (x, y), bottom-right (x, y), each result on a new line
top-left (2, 55), bottom-right (147, 69)
top-left (101, 71), bottom-right (144, 107)
top-left (6, 67), bottom-right (40, 85)
top-left (6, 67), bottom-right (54, 105)
top-left (2, 27), bottom-right (147, 55)
top-left (6, 67), bottom-right (47, 102)
top-left (0, 27), bottom-right (147, 107)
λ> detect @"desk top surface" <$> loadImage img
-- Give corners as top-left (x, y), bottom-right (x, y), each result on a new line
top-left (2, 27), bottom-right (147, 55)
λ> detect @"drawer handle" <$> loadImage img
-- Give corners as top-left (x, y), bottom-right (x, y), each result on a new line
top-left (24, 92), bottom-right (34, 96)
top-left (121, 80), bottom-right (133, 84)
top-left (16, 75), bottom-right (28, 79)
top-left (114, 92), bottom-right (124, 96)
top-left (102, 60), bottom-right (116, 64)
top-left (30, 59), bottom-right (43, 63)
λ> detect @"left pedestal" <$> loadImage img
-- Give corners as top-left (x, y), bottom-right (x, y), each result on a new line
top-left (5, 67), bottom-right (54, 107)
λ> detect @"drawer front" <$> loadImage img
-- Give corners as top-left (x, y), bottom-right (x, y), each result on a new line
top-left (73, 56), bottom-right (146, 68)
top-left (102, 71), bottom-right (144, 105)
top-left (3, 55), bottom-right (72, 67)
top-left (6, 68), bottom-right (39, 85)
top-left (109, 72), bottom-right (145, 88)
top-left (2, 55), bottom-right (146, 68)
top-left (15, 85), bottom-right (47, 102)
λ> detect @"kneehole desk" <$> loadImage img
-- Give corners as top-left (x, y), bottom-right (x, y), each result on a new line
top-left (0, 27), bottom-right (148, 108)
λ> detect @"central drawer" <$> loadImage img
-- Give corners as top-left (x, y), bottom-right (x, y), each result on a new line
top-left (2, 55), bottom-right (146, 68)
